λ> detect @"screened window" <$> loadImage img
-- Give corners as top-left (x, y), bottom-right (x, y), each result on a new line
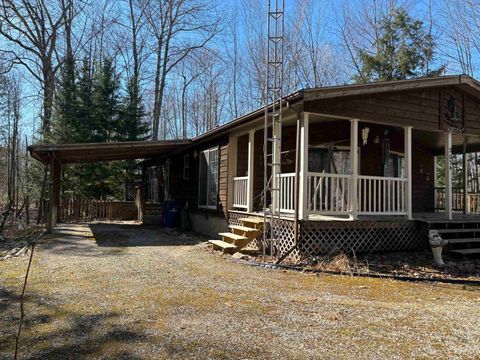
top-left (198, 147), bottom-right (219, 209)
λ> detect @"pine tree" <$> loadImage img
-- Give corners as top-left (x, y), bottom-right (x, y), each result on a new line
top-left (52, 55), bottom-right (78, 144)
top-left (92, 58), bottom-right (120, 142)
top-left (117, 77), bottom-right (149, 141)
top-left (76, 58), bottom-right (94, 143)
top-left (354, 8), bottom-right (443, 84)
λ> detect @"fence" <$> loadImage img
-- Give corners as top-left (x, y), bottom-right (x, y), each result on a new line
top-left (435, 187), bottom-right (480, 213)
top-left (60, 199), bottom-right (137, 221)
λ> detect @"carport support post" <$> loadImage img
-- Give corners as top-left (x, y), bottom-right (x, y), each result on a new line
top-left (445, 131), bottom-right (453, 220)
top-left (47, 157), bottom-right (61, 233)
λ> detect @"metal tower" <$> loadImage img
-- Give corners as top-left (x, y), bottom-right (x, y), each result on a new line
top-left (263, 0), bottom-right (285, 259)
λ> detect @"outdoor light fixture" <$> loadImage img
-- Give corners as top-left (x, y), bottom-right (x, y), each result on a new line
top-left (373, 136), bottom-right (380, 144)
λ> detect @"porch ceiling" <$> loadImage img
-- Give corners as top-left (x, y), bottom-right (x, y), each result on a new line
top-left (413, 129), bottom-right (480, 155)
top-left (28, 140), bottom-right (191, 165)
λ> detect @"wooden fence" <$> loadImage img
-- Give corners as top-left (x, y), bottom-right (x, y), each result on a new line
top-left (435, 187), bottom-right (480, 213)
top-left (60, 199), bottom-right (138, 221)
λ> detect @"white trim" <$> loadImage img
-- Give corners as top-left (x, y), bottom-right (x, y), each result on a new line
top-left (247, 130), bottom-right (255, 212)
top-left (198, 146), bottom-right (219, 210)
top-left (350, 119), bottom-right (359, 220)
top-left (299, 112), bottom-right (310, 220)
top-left (404, 126), bottom-right (413, 220)
top-left (445, 131), bottom-right (453, 220)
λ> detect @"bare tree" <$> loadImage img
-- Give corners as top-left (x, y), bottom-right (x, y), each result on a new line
top-left (142, 0), bottom-right (220, 140)
top-left (0, 0), bottom-right (74, 136)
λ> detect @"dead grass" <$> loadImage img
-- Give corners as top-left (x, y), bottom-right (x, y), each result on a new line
top-left (1, 222), bottom-right (480, 359)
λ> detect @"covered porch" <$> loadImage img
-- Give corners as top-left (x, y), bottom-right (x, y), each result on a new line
top-left (228, 115), bottom-right (480, 223)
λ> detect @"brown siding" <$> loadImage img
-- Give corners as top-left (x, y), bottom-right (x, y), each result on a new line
top-left (162, 136), bottom-right (228, 217)
top-left (305, 86), bottom-right (480, 136)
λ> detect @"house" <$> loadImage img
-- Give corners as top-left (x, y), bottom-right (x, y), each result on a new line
top-left (29, 75), bottom-right (480, 261)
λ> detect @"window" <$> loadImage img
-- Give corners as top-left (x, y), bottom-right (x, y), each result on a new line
top-left (384, 152), bottom-right (405, 178)
top-left (183, 154), bottom-right (190, 180)
top-left (308, 146), bottom-right (360, 174)
top-left (198, 147), bottom-right (219, 209)
top-left (163, 159), bottom-right (170, 200)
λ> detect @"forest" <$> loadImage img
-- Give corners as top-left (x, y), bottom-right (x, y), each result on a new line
top-left (1, 0), bottom-right (480, 235)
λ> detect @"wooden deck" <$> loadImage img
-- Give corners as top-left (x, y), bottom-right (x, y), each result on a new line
top-left (229, 209), bottom-right (480, 223)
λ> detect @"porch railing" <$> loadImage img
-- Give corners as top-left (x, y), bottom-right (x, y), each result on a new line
top-left (357, 176), bottom-right (407, 215)
top-left (279, 173), bottom-right (295, 213)
top-left (434, 187), bottom-right (480, 213)
top-left (233, 176), bottom-right (248, 209)
top-left (307, 172), bottom-right (351, 214)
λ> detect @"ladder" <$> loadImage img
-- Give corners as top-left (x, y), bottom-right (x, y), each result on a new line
top-left (263, 0), bottom-right (285, 259)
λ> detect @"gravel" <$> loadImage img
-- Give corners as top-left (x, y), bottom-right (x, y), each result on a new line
top-left (1, 221), bottom-right (480, 359)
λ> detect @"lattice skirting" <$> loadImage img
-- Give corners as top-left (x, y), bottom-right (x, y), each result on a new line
top-left (275, 219), bottom-right (427, 263)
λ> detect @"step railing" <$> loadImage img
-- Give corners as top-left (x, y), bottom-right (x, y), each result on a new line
top-left (357, 175), bottom-right (407, 215)
top-left (233, 176), bottom-right (248, 209)
top-left (307, 172), bottom-right (351, 215)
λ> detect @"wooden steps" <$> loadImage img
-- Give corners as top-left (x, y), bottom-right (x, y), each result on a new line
top-left (208, 240), bottom-right (237, 254)
top-left (209, 217), bottom-right (263, 255)
top-left (427, 221), bottom-right (480, 257)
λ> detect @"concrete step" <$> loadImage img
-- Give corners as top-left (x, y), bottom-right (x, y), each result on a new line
top-left (143, 215), bottom-right (163, 225)
top-left (448, 248), bottom-right (480, 256)
top-left (208, 240), bottom-right (237, 254)
top-left (436, 228), bottom-right (480, 234)
top-left (447, 238), bottom-right (480, 244)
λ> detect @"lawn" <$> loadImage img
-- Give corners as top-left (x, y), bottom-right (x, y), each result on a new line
top-left (1, 222), bottom-right (480, 359)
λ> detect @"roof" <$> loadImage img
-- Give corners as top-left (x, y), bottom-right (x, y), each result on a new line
top-left (28, 140), bottom-right (191, 164)
top-left (29, 75), bottom-right (480, 165)
top-left (190, 74), bottom-right (480, 143)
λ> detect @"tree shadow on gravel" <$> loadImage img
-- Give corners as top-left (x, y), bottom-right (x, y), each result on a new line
top-left (89, 223), bottom-right (203, 247)
top-left (25, 312), bottom-right (150, 360)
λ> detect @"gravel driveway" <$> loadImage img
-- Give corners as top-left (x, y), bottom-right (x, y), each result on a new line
top-left (1, 222), bottom-right (480, 359)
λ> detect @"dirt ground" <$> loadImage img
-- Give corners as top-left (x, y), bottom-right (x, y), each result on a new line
top-left (1, 222), bottom-right (480, 359)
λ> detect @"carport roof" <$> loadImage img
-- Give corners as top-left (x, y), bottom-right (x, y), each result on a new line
top-left (28, 140), bottom-right (191, 164)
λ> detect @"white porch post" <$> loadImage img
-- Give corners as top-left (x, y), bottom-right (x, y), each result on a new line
top-left (350, 119), bottom-right (359, 220)
top-left (247, 130), bottom-right (255, 212)
top-left (445, 131), bottom-right (453, 220)
top-left (299, 112), bottom-right (310, 220)
top-left (227, 134), bottom-right (238, 210)
top-left (404, 126), bottom-right (413, 220)
top-left (463, 139), bottom-right (468, 215)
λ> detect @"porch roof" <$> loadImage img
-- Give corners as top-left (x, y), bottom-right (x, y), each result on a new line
top-left (28, 140), bottom-right (191, 165)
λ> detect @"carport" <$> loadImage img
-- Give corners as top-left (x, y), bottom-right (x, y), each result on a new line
top-left (28, 140), bottom-right (190, 233)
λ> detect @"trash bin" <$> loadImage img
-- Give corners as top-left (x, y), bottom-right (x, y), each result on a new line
top-left (163, 201), bottom-right (182, 227)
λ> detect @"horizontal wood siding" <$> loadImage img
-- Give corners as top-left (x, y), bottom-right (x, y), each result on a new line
top-left (160, 136), bottom-right (228, 217)
top-left (219, 143), bottom-right (228, 216)
top-left (305, 86), bottom-right (480, 136)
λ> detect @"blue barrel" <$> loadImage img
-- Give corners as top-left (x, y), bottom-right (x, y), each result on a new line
top-left (163, 201), bottom-right (181, 227)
